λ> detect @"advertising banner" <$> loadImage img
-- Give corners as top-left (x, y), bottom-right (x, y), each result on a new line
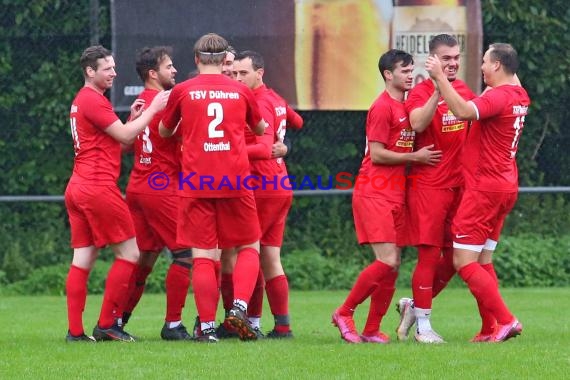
top-left (111, 0), bottom-right (481, 111)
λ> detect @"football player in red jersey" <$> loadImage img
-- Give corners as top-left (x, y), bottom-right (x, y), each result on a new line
top-left (396, 34), bottom-right (477, 344)
top-left (121, 46), bottom-right (196, 340)
top-left (160, 33), bottom-right (267, 342)
top-left (331, 49), bottom-right (441, 344)
top-left (426, 42), bottom-right (529, 342)
top-left (232, 50), bottom-right (303, 338)
top-left (65, 45), bottom-right (169, 342)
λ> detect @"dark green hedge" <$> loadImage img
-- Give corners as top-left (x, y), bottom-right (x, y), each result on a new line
top-left (2, 234), bottom-right (568, 295)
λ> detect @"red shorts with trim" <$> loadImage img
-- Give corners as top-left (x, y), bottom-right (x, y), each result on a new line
top-left (65, 183), bottom-right (135, 249)
top-left (352, 195), bottom-right (406, 245)
top-left (405, 187), bottom-right (463, 247)
top-left (126, 192), bottom-right (185, 252)
top-left (452, 189), bottom-right (517, 245)
top-left (177, 195), bottom-right (261, 249)
top-left (255, 195), bottom-right (292, 247)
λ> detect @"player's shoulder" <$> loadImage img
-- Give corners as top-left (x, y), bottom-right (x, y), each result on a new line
top-left (73, 86), bottom-right (109, 108)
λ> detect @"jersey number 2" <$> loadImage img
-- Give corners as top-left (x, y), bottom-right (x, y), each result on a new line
top-left (208, 102), bottom-right (224, 138)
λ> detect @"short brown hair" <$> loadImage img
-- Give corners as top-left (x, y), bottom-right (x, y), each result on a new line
top-left (194, 33), bottom-right (228, 65)
top-left (80, 45), bottom-right (112, 76)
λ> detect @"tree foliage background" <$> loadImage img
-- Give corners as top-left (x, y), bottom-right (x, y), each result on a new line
top-left (0, 0), bottom-right (568, 287)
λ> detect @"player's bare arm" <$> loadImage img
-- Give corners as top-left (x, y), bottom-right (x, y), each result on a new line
top-left (106, 90), bottom-right (170, 144)
top-left (369, 142), bottom-right (441, 166)
top-left (426, 55), bottom-right (475, 120)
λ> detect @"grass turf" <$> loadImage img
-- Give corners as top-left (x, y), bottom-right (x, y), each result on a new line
top-left (0, 288), bottom-right (568, 379)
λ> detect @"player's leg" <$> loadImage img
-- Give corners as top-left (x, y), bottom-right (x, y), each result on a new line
top-left (64, 184), bottom-right (98, 342)
top-left (122, 250), bottom-right (160, 326)
top-left (333, 196), bottom-right (400, 344)
top-left (247, 268), bottom-right (265, 337)
top-left (361, 266), bottom-right (397, 344)
top-left (257, 196), bottom-right (292, 338)
top-left (66, 245), bottom-right (98, 342)
top-left (161, 248), bottom-right (193, 341)
top-left (452, 190), bottom-right (515, 341)
top-left (192, 247), bottom-right (221, 343)
top-left (122, 192), bottom-right (162, 326)
top-left (397, 188), bottom-right (455, 343)
top-left (220, 248), bottom-right (236, 317)
top-left (470, 246), bottom-right (497, 342)
top-left (215, 248), bottom-right (240, 339)
top-left (218, 195), bottom-right (262, 341)
top-left (177, 197), bottom-right (220, 343)
top-left (261, 246), bottom-right (293, 338)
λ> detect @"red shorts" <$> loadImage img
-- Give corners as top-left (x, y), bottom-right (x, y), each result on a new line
top-left (126, 192), bottom-right (185, 252)
top-left (405, 187), bottom-right (463, 247)
top-left (255, 196), bottom-right (293, 247)
top-left (65, 183), bottom-right (135, 249)
top-left (452, 190), bottom-right (517, 246)
top-left (177, 195), bottom-right (261, 249)
top-left (352, 195), bottom-right (406, 245)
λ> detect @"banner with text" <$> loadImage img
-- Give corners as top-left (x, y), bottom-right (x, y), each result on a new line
top-left (111, 0), bottom-right (481, 111)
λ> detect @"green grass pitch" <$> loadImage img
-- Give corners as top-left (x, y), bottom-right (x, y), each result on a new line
top-left (1, 288), bottom-right (568, 379)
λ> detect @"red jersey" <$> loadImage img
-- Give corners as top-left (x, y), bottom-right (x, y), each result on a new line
top-left (246, 85), bottom-right (298, 198)
top-left (354, 91), bottom-right (415, 203)
top-left (405, 79), bottom-right (476, 188)
top-left (468, 84), bottom-right (530, 192)
top-left (461, 120), bottom-right (481, 190)
top-left (68, 87), bottom-right (120, 186)
top-left (161, 74), bottom-right (263, 198)
top-left (126, 89), bottom-right (180, 195)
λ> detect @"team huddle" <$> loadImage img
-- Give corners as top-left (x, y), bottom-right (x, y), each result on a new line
top-left (65, 33), bottom-right (301, 343)
top-left (64, 32), bottom-right (529, 345)
top-left (332, 35), bottom-right (529, 344)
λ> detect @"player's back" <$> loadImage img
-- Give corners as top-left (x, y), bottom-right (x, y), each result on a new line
top-left (162, 74), bottom-right (262, 197)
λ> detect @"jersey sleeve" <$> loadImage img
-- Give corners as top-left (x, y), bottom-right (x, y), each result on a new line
top-left (366, 101), bottom-right (391, 145)
top-left (405, 82), bottom-right (432, 114)
top-left (84, 94), bottom-right (119, 130)
top-left (161, 85), bottom-right (183, 130)
top-left (285, 104), bottom-right (303, 130)
top-left (247, 100), bottom-right (273, 160)
top-left (471, 87), bottom-right (508, 120)
top-left (244, 87), bottom-right (263, 128)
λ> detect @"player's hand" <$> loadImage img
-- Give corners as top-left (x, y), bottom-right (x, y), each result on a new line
top-left (414, 144), bottom-right (442, 166)
top-left (271, 141), bottom-right (288, 158)
top-left (148, 90), bottom-right (171, 113)
top-left (425, 55), bottom-right (445, 81)
top-left (129, 98), bottom-right (146, 120)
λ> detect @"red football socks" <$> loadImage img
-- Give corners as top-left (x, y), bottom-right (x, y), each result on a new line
top-left (266, 274), bottom-right (289, 317)
top-left (165, 263), bottom-right (191, 322)
top-left (247, 269), bottom-right (265, 318)
top-left (477, 263), bottom-right (499, 334)
top-left (98, 258), bottom-right (136, 328)
top-left (124, 264), bottom-right (153, 314)
top-left (232, 247), bottom-right (260, 305)
top-left (192, 257), bottom-right (218, 322)
top-left (362, 269), bottom-right (397, 335)
top-left (339, 260), bottom-right (394, 316)
top-left (220, 272), bottom-right (234, 313)
top-left (66, 265), bottom-right (90, 336)
top-left (432, 247), bottom-right (456, 298)
top-left (412, 245), bottom-right (440, 309)
top-left (458, 262), bottom-right (513, 325)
